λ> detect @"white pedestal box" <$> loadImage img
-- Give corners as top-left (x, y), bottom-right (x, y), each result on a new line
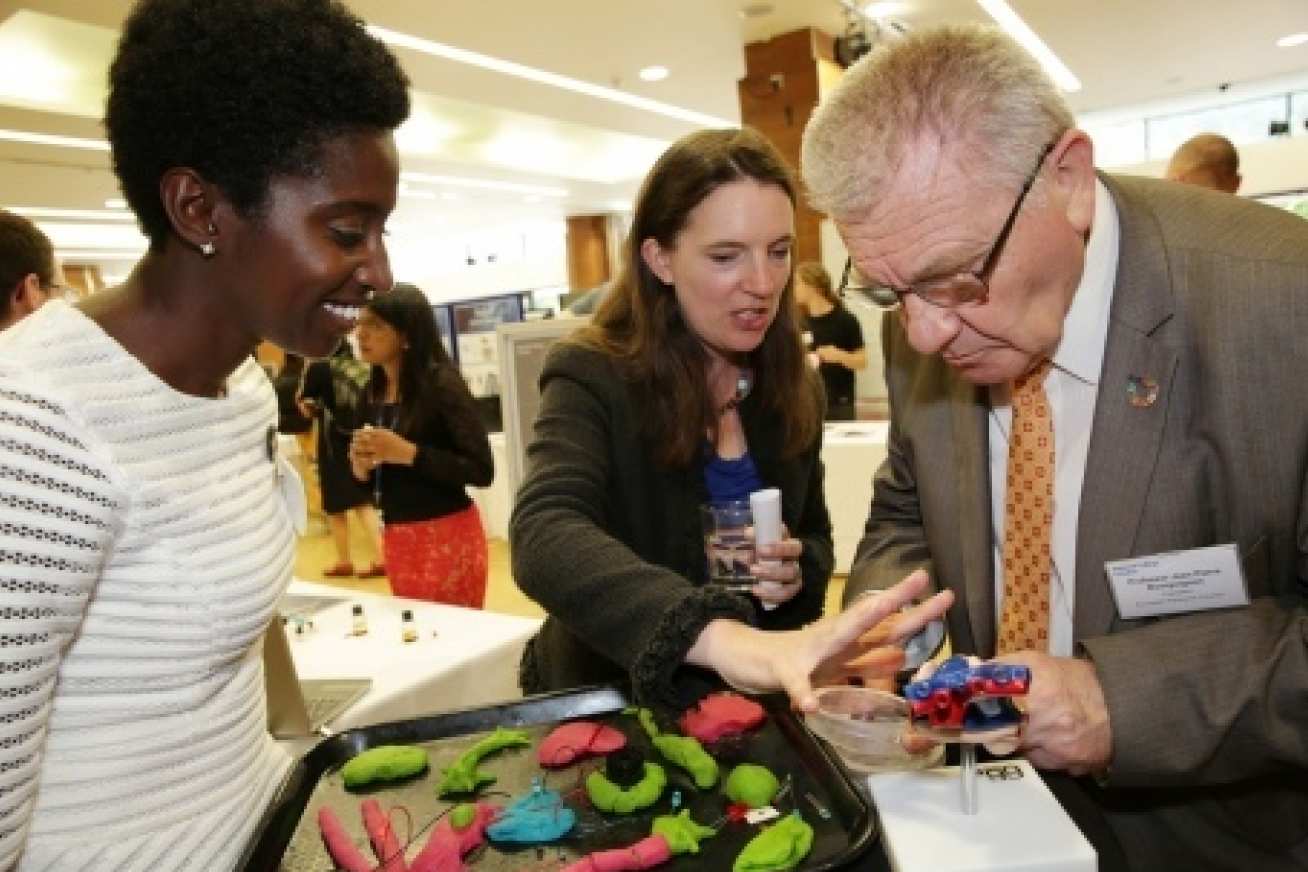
top-left (865, 760), bottom-right (1096, 872)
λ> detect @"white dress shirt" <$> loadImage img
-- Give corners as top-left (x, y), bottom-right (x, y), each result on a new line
top-left (988, 178), bottom-right (1120, 656)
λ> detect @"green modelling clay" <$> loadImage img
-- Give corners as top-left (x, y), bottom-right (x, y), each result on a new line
top-left (437, 726), bottom-right (532, 796)
top-left (629, 707), bottom-right (718, 789)
top-left (725, 764), bottom-right (780, 809)
top-left (733, 813), bottom-right (814, 872)
top-left (652, 809), bottom-right (717, 854)
top-left (341, 744), bottom-right (429, 789)
top-left (450, 803), bottom-right (477, 830)
top-left (586, 761), bottom-right (667, 813)
top-left (652, 734), bottom-right (719, 789)
top-left (632, 707), bottom-right (661, 740)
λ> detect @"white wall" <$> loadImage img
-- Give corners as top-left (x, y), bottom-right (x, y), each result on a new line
top-left (820, 218), bottom-right (888, 406)
top-left (387, 218), bottom-right (568, 303)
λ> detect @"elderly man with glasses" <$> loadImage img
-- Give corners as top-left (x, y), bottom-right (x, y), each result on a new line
top-left (804, 24), bottom-right (1308, 872)
top-left (0, 209), bottom-right (66, 330)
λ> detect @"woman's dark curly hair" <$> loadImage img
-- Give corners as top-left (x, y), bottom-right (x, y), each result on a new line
top-left (105, 0), bottom-right (411, 249)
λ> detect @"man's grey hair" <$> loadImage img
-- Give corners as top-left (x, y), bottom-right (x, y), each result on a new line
top-left (802, 24), bottom-right (1074, 221)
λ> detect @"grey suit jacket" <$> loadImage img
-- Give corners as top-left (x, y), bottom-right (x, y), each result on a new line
top-left (846, 173), bottom-right (1308, 870)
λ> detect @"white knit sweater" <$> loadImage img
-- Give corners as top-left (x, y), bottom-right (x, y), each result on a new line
top-left (0, 302), bottom-right (293, 870)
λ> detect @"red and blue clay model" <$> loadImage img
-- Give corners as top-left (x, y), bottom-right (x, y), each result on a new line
top-left (903, 655), bottom-right (1031, 734)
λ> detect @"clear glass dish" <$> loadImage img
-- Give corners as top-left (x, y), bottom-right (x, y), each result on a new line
top-left (805, 686), bottom-right (944, 773)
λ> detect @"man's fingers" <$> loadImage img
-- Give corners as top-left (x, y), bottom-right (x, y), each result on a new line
top-left (842, 646), bottom-right (905, 676)
top-left (887, 589), bottom-right (954, 645)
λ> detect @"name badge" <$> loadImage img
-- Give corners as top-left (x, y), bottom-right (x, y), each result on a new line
top-left (1105, 543), bottom-right (1250, 620)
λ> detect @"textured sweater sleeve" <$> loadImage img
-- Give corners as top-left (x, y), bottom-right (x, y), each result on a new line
top-left (408, 367), bottom-right (494, 489)
top-left (0, 377), bottom-right (123, 867)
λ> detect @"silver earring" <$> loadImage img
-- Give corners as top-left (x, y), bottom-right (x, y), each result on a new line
top-left (199, 240), bottom-right (216, 258)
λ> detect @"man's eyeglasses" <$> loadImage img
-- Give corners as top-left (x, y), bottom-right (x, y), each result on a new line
top-left (840, 141), bottom-right (1057, 311)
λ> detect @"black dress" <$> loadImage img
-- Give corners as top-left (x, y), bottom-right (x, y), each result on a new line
top-left (805, 305), bottom-right (865, 421)
top-left (300, 358), bottom-right (371, 514)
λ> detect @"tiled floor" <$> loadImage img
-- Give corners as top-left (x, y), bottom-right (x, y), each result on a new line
top-left (296, 522), bottom-right (847, 618)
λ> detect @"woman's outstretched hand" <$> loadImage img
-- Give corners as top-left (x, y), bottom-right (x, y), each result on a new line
top-left (687, 569), bottom-right (953, 711)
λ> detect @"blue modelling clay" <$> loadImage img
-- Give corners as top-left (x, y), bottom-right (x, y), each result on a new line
top-left (486, 782), bottom-right (576, 844)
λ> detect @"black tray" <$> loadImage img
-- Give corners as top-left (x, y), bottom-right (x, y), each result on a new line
top-left (240, 686), bottom-right (878, 871)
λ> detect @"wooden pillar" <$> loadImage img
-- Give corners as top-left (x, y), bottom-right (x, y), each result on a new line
top-left (565, 215), bottom-right (611, 292)
top-left (738, 27), bottom-right (843, 266)
top-left (61, 264), bottom-right (103, 298)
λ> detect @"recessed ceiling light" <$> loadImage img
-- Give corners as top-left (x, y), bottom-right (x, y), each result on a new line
top-left (863, 2), bottom-right (909, 18)
top-left (740, 3), bottom-right (774, 19)
top-left (398, 183), bottom-right (437, 200)
top-left (104, 197), bottom-right (126, 209)
top-left (639, 66), bottom-right (669, 82)
top-left (0, 128), bottom-right (108, 151)
top-left (368, 26), bottom-right (731, 128)
top-left (400, 171), bottom-right (568, 198)
top-left (1276, 32), bottom-right (1308, 48)
top-left (5, 205), bottom-right (135, 222)
top-left (975, 0), bottom-right (1081, 92)
top-left (56, 250), bottom-right (143, 261)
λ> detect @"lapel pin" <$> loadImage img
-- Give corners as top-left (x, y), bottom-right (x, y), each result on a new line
top-left (1126, 375), bottom-right (1158, 408)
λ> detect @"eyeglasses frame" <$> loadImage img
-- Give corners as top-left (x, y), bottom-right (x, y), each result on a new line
top-left (839, 140), bottom-right (1059, 311)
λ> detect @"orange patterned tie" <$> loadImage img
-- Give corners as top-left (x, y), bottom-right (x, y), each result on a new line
top-left (997, 360), bottom-right (1054, 654)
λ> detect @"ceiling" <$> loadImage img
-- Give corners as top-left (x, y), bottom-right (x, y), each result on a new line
top-left (1, 0), bottom-right (1306, 273)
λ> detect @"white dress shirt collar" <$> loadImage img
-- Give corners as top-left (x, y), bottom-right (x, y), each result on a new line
top-left (1051, 177), bottom-right (1119, 385)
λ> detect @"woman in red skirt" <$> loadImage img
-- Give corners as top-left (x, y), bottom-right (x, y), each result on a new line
top-left (348, 284), bottom-right (494, 606)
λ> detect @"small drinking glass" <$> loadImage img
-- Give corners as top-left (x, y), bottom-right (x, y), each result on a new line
top-left (701, 500), bottom-right (756, 591)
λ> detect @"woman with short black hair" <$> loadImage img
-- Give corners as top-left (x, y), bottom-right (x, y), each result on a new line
top-left (0, 0), bottom-right (409, 865)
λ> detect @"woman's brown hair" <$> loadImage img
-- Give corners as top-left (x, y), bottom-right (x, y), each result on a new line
top-left (796, 261), bottom-right (840, 307)
top-left (577, 127), bottom-right (819, 467)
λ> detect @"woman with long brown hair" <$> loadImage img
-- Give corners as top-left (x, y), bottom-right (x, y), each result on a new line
top-left (511, 128), bottom-right (951, 708)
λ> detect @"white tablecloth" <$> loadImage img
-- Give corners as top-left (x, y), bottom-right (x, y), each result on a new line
top-left (822, 422), bottom-right (889, 575)
top-left (283, 580), bottom-right (540, 730)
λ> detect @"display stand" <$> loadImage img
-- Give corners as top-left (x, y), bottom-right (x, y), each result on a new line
top-left (865, 760), bottom-right (1095, 872)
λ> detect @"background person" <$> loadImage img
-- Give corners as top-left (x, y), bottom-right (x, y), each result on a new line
top-left (1164, 132), bottom-right (1242, 193)
top-left (0, 0), bottom-right (409, 866)
top-left (803, 24), bottom-right (1308, 871)
top-left (349, 283), bottom-right (494, 607)
top-left (299, 341), bottom-right (385, 578)
top-left (794, 260), bottom-right (866, 420)
top-left (0, 209), bottom-right (61, 330)
top-left (511, 128), bottom-right (950, 710)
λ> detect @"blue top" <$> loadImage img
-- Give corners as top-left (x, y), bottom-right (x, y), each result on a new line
top-left (703, 449), bottom-right (765, 503)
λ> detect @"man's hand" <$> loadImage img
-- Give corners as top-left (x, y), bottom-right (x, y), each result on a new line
top-left (994, 651), bottom-right (1113, 776)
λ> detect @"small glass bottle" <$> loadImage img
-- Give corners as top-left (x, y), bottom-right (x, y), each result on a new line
top-left (401, 609), bottom-right (418, 643)
top-left (350, 604), bottom-right (367, 636)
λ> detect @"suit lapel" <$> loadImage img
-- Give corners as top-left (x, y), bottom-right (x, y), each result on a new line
top-left (950, 379), bottom-right (996, 655)
top-left (1075, 175), bottom-right (1177, 641)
